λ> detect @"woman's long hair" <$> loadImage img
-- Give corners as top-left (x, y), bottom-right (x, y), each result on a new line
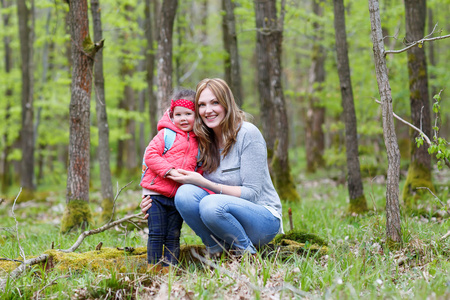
top-left (194, 78), bottom-right (246, 173)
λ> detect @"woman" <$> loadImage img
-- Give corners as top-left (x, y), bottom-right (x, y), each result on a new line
top-left (141, 78), bottom-right (283, 256)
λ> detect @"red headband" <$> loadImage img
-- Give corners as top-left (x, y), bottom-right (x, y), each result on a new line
top-left (170, 99), bottom-right (195, 113)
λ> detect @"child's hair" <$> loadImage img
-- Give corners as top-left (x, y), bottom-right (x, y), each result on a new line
top-left (169, 88), bottom-right (196, 117)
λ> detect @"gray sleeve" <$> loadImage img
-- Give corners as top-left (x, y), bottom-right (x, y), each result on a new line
top-left (239, 134), bottom-right (268, 202)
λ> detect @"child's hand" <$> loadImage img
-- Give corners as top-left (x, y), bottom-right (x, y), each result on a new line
top-left (168, 169), bottom-right (183, 177)
top-left (140, 195), bottom-right (152, 219)
top-left (167, 169), bottom-right (204, 185)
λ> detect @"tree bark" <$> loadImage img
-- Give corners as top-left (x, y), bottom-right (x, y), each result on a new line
top-left (254, 0), bottom-right (276, 159)
top-left (1, 0), bottom-right (13, 194)
top-left (145, 0), bottom-right (157, 138)
top-left (254, 0), bottom-right (299, 202)
top-left (91, 0), bottom-right (114, 222)
top-left (17, 0), bottom-right (35, 194)
top-left (333, 0), bottom-right (368, 213)
top-left (156, 0), bottom-right (178, 118)
top-left (402, 0), bottom-right (433, 206)
top-left (368, 0), bottom-right (402, 243)
top-left (62, 0), bottom-right (103, 233)
top-left (222, 0), bottom-right (243, 107)
top-left (305, 0), bottom-right (326, 173)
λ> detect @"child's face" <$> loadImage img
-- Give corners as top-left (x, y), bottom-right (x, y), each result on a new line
top-left (173, 105), bottom-right (195, 132)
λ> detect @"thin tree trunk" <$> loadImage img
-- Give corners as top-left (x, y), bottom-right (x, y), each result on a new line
top-left (91, 0), bottom-right (114, 222)
top-left (156, 0), bottom-right (178, 118)
top-left (17, 0), bottom-right (35, 195)
top-left (333, 0), bottom-right (367, 213)
top-left (305, 0), bottom-right (326, 173)
top-left (222, 0), bottom-right (243, 107)
top-left (402, 0), bottom-right (433, 206)
top-left (368, 0), bottom-right (402, 243)
top-left (1, 0), bottom-right (12, 194)
top-left (145, 0), bottom-right (157, 137)
top-left (62, 0), bottom-right (103, 233)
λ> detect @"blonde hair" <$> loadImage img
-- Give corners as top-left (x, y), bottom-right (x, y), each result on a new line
top-left (194, 78), bottom-right (246, 173)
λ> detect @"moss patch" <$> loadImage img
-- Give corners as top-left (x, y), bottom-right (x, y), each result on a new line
top-left (100, 197), bottom-right (114, 224)
top-left (271, 147), bottom-right (300, 202)
top-left (402, 161), bottom-right (435, 208)
top-left (60, 200), bottom-right (94, 234)
top-left (349, 195), bottom-right (368, 214)
top-left (273, 230), bottom-right (327, 246)
top-left (44, 247), bottom-right (147, 273)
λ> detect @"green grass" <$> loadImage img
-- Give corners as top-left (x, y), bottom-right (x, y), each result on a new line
top-left (1, 169), bottom-right (450, 299)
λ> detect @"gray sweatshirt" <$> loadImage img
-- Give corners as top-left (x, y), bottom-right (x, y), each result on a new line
top-left (203, 121), bottom-right (284, 233)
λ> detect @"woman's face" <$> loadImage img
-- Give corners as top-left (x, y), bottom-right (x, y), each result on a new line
top-left (198, 87), bottom-right (226, 132)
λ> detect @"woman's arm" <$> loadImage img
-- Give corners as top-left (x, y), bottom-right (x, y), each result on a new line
top-left (167, 169), bottom-right (242, 197)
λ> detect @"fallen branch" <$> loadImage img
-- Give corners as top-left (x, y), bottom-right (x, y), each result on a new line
top-left (59, 213), bottom-right (143, 253)
top-left (441, 230), bottom-right (450, 241)
top-left (0, 254), bottom-right (49, 291)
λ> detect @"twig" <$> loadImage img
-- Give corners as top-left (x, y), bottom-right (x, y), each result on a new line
top-left (416, 187), bottom-right (450, 216)
top-left (441, 230), bottom-right (450, 241)
top-left (34, 275), bottom-right (70, 298)
top-left (59, 213), bottom-right (143, 253)
top-left (108, 181), bottom-right (133, 225)
top-left (374, 99), bottom-right (450, 169)
top-left (12, 188), bottom-right (26, 263)
top-left (385, 30), bottom-right (450, 55)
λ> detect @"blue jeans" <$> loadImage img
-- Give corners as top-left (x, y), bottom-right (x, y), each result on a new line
top-left (146, 195), bottom-right (183, 265)
top-left (174, 184), bottom-right (280, 254)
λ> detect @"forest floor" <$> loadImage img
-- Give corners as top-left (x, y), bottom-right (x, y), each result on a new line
top-left (1, 167), bottom-right (450, 299)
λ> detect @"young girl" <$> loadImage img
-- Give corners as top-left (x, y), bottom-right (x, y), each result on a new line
top-left (140, 88), bottom-right (198, 271)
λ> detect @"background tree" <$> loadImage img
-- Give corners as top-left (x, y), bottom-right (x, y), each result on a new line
top-left (254, 0), bottom-right (299, 202)
top-left (333, 0), bottom-right (368, 213)
top-left (368, 0), bottom-right (402, 243)
top-left (402, 0), bottom-right (434, 206)
top-left (61, 0), bottom-right (103, 233)
top-left (17, 0), bottom-right (35, 196)
top-left (156, 0), bottom-right (178, 117)
top-left (145, 0), bottom-right (157, 138)
top-left (0, 0), bottom-right (13, 194)
top-left (222, 0), bottom-right (243, 107)
top-left (91, 0), bottom-right (114, 223)
top-left (305, 0), bottom-right (326, 173)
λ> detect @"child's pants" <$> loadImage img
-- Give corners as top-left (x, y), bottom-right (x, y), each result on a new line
top-left (146, 194), bottom-right (183, 266)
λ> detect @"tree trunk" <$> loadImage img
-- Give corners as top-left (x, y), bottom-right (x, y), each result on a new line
top-left (62, 0), bottom-right (103, 233)
top-left (145, 0), bottom-right (157, 138)
top-left (91, 0), bottom-right (114, 223)
top-left (402, 0), bottom-right (433, 206)
top-left (254, 0), bottom-right (299, 202)
top-left (254, 0), bottom-right (276, 161)
top-left (305, 0), bottom-right (326, 173)
top-left (1, 0), bottom-right (12, 194)
top-left (156, 0), bottom-right (178, 118)
top-left (368, 0), bottom-right (402, 243)
top-left (222, 0), bottom-right (243, 107)
top-left (333, 0), bottom-right (368, 213)
top-left (17, 0), bottom-right (35, 196)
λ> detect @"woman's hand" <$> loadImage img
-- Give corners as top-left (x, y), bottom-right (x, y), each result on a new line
top-left (140, 195), bottom-right (153, 219)
top-left (167, 169), bottom-right (204, 186)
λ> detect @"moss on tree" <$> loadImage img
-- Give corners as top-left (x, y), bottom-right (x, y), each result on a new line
top-left (402, 161), bottom-right (435, 208)
top-left (349, 195), bottom-right (368, 214)
top-left (60, 200), bottom-right (94, 234)
top-left (271, 149), bottom-right (300, 202)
